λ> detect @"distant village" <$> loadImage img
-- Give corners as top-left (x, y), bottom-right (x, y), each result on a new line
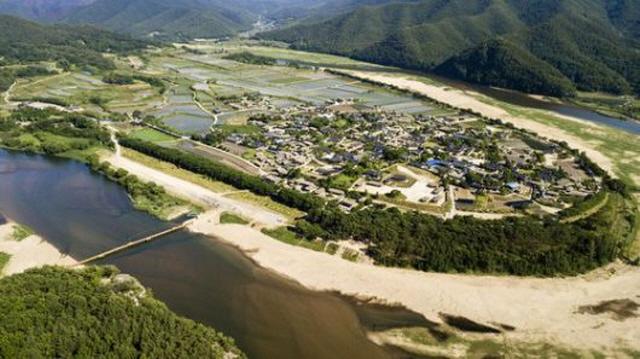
top-left (190, 92), bottom-right (601, 217)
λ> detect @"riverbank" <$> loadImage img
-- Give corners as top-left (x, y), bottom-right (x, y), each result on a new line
top-left (188, 211), bottom-right (640, 355)
top-left (0, 220), bottom-right (76, 276)
top-left (104, 147), bottom-right (286, 228)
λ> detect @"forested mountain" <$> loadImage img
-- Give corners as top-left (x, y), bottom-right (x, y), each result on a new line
top-left (0, 0), bottom-right (95, 21)
top-left (269, 0), bottom-right (419, 23)
top-left (63, 0), bottom-right (256, 40)
top-left (261, 0), bottom-right (640, 97)
top-left (0, 266), bottom-right (243, 357)
top-left (0, 15), bottom-right (146, 69)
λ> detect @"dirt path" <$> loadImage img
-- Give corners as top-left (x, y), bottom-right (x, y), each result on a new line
top-left (2, 81), bottom-right (17, 106)
top-left (560, 193), bottom-right (610, 224)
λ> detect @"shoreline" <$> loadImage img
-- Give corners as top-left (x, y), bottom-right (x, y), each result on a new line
top-left (0, 220), bottom-right (77, 276)
top-left (188, 211), bottom-right (640, 355)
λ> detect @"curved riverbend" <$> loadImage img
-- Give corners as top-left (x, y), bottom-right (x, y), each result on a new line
top-left (0, 149), bottom-right (428, 359)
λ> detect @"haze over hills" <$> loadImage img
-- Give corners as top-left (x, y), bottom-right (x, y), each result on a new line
top-left (0, 0), bottom-right (95, 21)
top-left (261, 0), bottom-right (640, 97)
top-left (62, 0), bottom-right (256, 40)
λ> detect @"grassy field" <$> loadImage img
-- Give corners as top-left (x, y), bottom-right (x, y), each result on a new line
top-left (572, 92), bottom-right (640, 120)
top-left (10, 72), bottom-right (163, 114)
top-left (129, 128), bottom-right (177, 143)
top-left (223, 41), bottom-right (386, 70)
top-left (261, 227), bottom-right (326, 252)
top-left (0, 252), bottom-right (10, 275)
top-left (219, 212), bottom-right (249, 225)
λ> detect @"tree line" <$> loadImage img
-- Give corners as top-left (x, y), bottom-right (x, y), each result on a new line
top-left (120, 137), bottom-right (636, 276)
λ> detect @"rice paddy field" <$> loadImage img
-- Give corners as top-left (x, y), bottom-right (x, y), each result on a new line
top-left (10, 72), bottom-right (163, 115)
top-left (138, 41), bottom-right (446, 134)
top-left (6, 40), bottom-right (446, 136)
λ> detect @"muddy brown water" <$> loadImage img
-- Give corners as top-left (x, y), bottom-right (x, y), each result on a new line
top-left (0, 150), bottom-right (431, 358)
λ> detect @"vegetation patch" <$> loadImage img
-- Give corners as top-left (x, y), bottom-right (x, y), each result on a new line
top-left (88, 157), bottom-right (189, 220)
top-left (129, 128), bottom-right (176, 143)
top-left (340, 248), bottom-right (360, 262)
top-left (0, 252), bottom-right (10, 275)
top-left (224, 52), bottom-right (276, 66)
top-left (262, 227), bottom-right (325, 252)
top-left (10, 224), bottom-right (34, 242)
top-left (219, 212), bottom-right (249, 225)
top-left (0, 266), bottom-right (244, 358)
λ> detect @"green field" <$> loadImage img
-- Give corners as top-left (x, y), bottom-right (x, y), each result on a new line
top-left (129, 128), bottom-right (177, 143)
top-left (219, 212), bottom-right (250, 225)
top-left (262, 227), bottom-right (326, 252)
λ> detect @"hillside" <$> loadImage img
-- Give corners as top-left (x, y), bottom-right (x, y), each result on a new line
top-left (0, 0), bottom-right (95, 21)
top-left (0, 15), bottom-right (147, 69)
top-left (261, 0), bottom-right (640, 97)
top-left (0, 266), bottom-right (244, 358)
top-left (64, 0), bottom-right (255, 40)
top-left (434, 39), bottom-right (576, 97)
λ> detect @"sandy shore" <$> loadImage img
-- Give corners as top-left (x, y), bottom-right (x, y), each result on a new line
top-left (0, 222), bottom-right (76, 276)
top-left (189, 212), bottom-right (640, 354)
top-left (106, 151), bottom-right (286, 228)
top-left (343, 70), bottom-right (615, 176)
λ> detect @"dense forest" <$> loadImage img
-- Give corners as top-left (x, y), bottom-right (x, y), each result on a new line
top-left (262, 0), bottom-right (640, 97)
top-left (434, 39), bottom-right (577, 97)
top-left (0, 15), bottom-right (147, 70)
top-left (121, 137), bottom-right (637, 276)
top-left (0, 266), bottom-right (243, 358)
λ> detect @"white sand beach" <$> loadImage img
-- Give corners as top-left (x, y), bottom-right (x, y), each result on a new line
top-left (189, 211), bottom-right (640, 354)
top-left (0, 222), bottom-right (76, 276)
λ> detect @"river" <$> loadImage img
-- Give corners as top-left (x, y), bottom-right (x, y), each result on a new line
top-left (0, 149), bottom-right (429, 359)
top-left (428, 75), bottom-right (640, 135)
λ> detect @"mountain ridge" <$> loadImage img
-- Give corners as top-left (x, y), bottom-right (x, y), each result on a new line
top-left (261, 0), bottom-right (640, 97)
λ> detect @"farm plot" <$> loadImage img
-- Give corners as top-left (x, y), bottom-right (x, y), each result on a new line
top-left (129, 128), bottom-right (177, 143)
top-left (381, 101), bottom-right (432, 114)
top-left (12, 72), bottom-right (162, 113)
top-left (163, 114), bottom-right (213, 134)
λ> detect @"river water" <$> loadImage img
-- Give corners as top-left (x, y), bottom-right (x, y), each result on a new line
top-left (0, 150), bottom-right (429, 359)
top-left (428, 74), bottom-right (640, 135)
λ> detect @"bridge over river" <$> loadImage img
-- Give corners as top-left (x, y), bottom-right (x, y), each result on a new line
top-left (74, 220), bottom-right (193, 266)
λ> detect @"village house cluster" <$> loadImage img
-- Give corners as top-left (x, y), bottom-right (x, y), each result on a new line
top-left (204, 96), bottom-right (601, 215)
